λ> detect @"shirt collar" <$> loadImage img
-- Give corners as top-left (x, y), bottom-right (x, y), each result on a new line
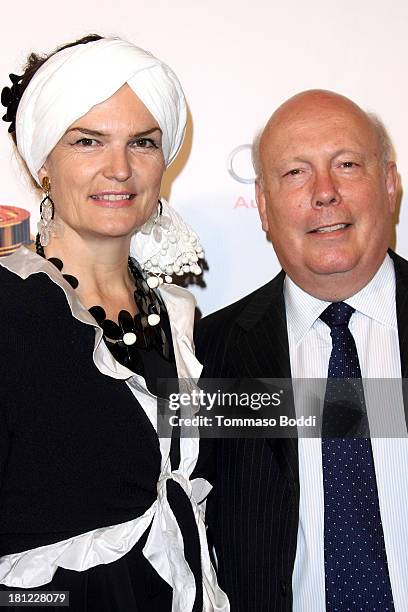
top-left (284, 253), bottom-right (397, 345)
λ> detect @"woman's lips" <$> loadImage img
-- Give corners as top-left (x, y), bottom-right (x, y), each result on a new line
top-left (89, 193), bottom-right (136, 208)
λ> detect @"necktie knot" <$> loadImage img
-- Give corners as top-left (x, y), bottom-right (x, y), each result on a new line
top-left (319, 301), bottom-right (355, 329)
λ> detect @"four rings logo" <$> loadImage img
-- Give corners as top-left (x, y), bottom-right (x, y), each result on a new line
top-left (228, 145), bottom-right (258, 209)
top-left (228, 144), bottom-right (256, 184)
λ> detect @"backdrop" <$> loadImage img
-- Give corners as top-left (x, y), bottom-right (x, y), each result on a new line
top-left (1, 0), bottom-right (408, 315)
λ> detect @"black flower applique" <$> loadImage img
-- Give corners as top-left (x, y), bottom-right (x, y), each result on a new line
top-left (1, 73), bottom-right (23, 133)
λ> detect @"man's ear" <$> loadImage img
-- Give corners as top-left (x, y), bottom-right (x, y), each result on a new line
top-left (255, 180), bottom-right (269, 232)
top-left (385, 161), bottom-right (398, 213)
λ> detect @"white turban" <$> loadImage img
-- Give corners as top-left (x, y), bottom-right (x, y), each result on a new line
top-left (15, 38), bottom-right (187, 184)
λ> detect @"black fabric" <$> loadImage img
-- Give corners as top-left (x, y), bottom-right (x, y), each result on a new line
top-left (0, 529), bottom-right (173, 611)
top-left (0, 499), bottom-right (204, 612)
top-left (0, 267), bottom-right (161, 555)
top-left (194, 271), bottom-right (298, 612)
top-left (0, 264), bottom-right (202, 610)
top-left (166, 480), bottom-right (203, 612)
top-left (194, 249), bottom-right (408, 612)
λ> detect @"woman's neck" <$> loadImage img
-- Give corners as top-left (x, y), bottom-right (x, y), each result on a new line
top-left (42, 229), bottom-right (136, 317)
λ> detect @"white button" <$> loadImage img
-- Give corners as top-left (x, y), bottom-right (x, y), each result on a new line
top-left (123, 332), bottom-right (137, 345)
top-left (148, 314), bottom-right (160, 326)
top-left (147, 276), bottom-right (159, 289)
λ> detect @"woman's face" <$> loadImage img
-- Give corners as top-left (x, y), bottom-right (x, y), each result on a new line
top-left (38, 84), bottom-right (165, 241)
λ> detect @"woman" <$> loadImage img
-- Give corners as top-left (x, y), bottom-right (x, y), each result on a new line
top-left (0, 35), bottom-right (228, 612)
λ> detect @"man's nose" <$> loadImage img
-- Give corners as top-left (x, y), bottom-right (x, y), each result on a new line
top-left (103, 147), bottom-right (132, 182)
top-left (311, 170), bottom-right (340, 209)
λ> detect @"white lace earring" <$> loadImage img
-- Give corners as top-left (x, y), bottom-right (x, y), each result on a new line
top-left (131, 199), bottom-right (204, 286)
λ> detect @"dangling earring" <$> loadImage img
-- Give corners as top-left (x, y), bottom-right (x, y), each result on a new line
top-left (151, 200), bottom-right (172, 243)
top-left (38, 177), bottom-right (54, 247)
top-left (38, 177), bottom-right (63, 246)
top-left (140, 200), bottom-right (171, 242)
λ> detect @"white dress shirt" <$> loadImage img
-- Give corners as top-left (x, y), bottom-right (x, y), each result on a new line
top-left (286, 254), bottom-right (408, 611)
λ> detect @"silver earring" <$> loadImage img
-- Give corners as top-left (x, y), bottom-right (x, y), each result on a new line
top-left (38, 177), bottom-right (54, 247)
top-left (38, 177), bottom-right (63, 247)
top-left (140, 200), bottom-right (172, 242)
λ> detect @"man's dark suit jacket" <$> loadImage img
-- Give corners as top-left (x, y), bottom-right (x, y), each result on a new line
top-left (194, 250), bottom-right (408, 612)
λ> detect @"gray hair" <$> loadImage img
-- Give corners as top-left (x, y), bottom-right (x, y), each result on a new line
top-left (367, 112), bottom-right (394, 166)
top-left (252, 110), bottom-right (394, 186)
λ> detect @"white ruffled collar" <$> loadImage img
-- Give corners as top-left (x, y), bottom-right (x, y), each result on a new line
top-left (0, 245), bottom-right (202, 382)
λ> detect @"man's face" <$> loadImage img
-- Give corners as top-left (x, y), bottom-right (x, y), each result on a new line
top-left (256, 93), bottom-right (398, 300)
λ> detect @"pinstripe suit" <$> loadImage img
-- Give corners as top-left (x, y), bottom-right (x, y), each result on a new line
top-left (194, 250), bottom-right (408, 611)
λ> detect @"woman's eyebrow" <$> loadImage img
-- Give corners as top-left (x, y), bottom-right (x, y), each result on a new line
top-left (65, 127), bottom-right (104, 136)
top-left (65, 126), bottom-right (162, 137)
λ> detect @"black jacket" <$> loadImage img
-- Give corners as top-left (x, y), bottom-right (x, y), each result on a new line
top-left (195, 250), bottom-right (408, 611)
top-left (0, 264), bottom-right (161, 555)
top-left (0, 258), bottom-right (203, 612)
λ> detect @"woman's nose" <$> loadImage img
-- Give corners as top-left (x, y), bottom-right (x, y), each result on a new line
top-left (103, 147), bottom-right (132, 182)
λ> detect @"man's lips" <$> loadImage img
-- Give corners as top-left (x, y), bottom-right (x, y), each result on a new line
top-left (308, 222), bottom-right (351, 234)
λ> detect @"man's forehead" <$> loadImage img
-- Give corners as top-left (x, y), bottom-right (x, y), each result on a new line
top-left (260, 93), bottom-right (377, 157)
top-left (268, 90), bottom-right (365, 122)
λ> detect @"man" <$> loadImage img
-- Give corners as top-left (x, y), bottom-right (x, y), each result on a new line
top-left (195, 90), bottom-right (408, 611)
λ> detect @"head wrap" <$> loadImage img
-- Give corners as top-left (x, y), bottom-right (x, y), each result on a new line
top-left (16, 38), bottom-right (187, 183)
top-left (14, 37), bottom-right (203, 281)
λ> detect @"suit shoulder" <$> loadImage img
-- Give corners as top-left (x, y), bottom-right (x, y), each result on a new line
top-left (389, 250), bottom-right (408, 274)
top-left (196, 273), bottom-right (283, 338)
top-left (194, 274), bottom-right (284, 371)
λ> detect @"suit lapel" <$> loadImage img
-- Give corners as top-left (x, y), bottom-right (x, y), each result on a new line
top-left (232, 271), bottom-right (299, 499)
top-left (392, 250), bottom-right (408, 376)
top-left (388, 251), bottom-right (408, 436)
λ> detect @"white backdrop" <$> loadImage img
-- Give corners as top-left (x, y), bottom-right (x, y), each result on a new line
top-left (2, 0), bottom-right (408, 315)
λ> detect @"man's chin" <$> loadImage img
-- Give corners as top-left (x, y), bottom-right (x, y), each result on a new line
top-left (313, 265), bottom-right (354, 277)
top-left (308, 254), bottom-right (357, 277)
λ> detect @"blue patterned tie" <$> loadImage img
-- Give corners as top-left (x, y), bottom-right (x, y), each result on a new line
top-left (320, 302), bottom-right (394, 611)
